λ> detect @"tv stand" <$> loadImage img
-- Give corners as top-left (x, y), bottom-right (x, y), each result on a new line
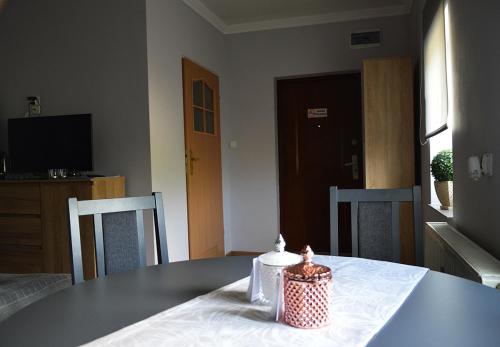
top-left (67, 171), bottom-right (85, 178)
top-left (1, 173), bottom-right (105, 181)
top-left (0, 176), bottom-right (125, 280)
top-left (1, 173), bottom-right (41, 180)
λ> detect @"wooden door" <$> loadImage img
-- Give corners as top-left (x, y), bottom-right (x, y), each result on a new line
top-left (277, 73), bottom-right (363, 254)
top-left (182, 58), bottom-right (224, 259)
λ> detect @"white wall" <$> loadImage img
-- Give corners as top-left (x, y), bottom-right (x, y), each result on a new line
top-left (0, 0), bottom-right (154, 259)
top-left (146, 0), bottom-right (230, 261)
top-left (225, 16), bottom-right (411, 252)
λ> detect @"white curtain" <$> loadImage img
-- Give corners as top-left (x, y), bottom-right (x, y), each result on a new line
top-left (423, 0), bottom-right (448, 139)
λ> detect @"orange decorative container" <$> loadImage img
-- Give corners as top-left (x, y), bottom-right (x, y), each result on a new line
top-left (283, 245), bottom-right (332, 329)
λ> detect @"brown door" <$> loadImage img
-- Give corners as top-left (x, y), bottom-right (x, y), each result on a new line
top-left (277, 73), bottom-right (363, 254)
top-left (182, 58), bottom-right (224, 259)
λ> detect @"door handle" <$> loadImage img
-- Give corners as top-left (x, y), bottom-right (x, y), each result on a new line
top-left (344, 155), bottom-right (359, 180)
top-left (351, 154), bottom-right (359, 180)
top-left (186, 150), bottom-right (200, 176)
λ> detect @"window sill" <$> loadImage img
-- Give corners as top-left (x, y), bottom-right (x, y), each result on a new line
top-left (428, 204), bottom-right (454, 220)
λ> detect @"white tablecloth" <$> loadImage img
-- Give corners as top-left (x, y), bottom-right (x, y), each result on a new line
top-left (82, 256), bottom-right (428, 347)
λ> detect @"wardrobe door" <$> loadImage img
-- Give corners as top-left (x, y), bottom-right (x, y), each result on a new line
top-left (363, 57), bottom-right (416, 264)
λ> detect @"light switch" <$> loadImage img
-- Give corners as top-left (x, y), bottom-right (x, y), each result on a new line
top-left (482, 153), bottom-right (493, 176)
top-left (468, 156), bottom-right (481, 181)
top-left (229, 140), bottom-right (238, 149)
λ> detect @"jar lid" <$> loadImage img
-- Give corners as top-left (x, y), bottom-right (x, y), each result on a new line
top-left (258, 234), bottom-right (302, 267)
top-left (283, 245), bottom-right (332, 282)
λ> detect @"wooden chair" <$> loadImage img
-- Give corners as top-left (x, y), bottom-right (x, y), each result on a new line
top-left (330, 186), bottom-right (422, 265)
top-left (68, 192), bottom-right (169, 284)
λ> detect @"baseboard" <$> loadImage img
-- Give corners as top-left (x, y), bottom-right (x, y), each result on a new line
top-left (226, 251), bottom-right (263, 257)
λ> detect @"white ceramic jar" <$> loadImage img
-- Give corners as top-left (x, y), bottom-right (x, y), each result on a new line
top-left (258, 234), bottom-right (302, 303)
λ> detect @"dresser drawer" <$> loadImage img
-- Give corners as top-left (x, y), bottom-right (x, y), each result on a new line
top-left (0, 245), bottom-right (43, 273)
top-left (0, 183), bottom-right (41, 214)
top-left (0, 216), bottom-right (42, 246)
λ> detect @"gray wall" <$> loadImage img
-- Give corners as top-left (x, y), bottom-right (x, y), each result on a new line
top-left (411, 0), bottom-right (500, 259)
top-left (0, 0), bottom-right (154, 261)
top-left (448, 0), bottom-right (500, 259)
top-left (225, 16), bottom-right (411, 252)
top-left (146, 0), bottom-right (230, 261)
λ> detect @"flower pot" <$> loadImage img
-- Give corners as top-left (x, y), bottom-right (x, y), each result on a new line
top-left (434, 181), bottom-right (453, 210)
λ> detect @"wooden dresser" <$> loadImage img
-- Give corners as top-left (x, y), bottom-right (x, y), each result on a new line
top-left (0, 177), bottom-right (125, 280)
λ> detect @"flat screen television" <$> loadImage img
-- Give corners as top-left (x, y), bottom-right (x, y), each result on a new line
top-left (8, 114), bottom-right (93, 173)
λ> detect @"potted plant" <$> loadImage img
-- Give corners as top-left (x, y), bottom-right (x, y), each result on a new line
top-left (431, 150), bottom-right (453, 210)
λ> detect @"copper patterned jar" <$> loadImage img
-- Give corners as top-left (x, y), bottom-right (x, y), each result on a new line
top-left (283, 245), bottom-right (332, 329)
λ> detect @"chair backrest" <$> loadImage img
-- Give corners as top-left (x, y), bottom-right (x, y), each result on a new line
top-left (330, 186), bottom-right (422, 265)
top-left (68, 192), bottom-right (169, 284)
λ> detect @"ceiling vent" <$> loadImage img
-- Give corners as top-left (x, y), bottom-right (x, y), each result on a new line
top-left (350, 30), bottom-right (382, 49)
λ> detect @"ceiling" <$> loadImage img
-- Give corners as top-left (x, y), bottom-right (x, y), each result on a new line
top-left (182, 0), bottom-right (414, 34)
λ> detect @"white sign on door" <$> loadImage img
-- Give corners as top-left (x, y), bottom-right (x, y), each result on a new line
top-left (307, 108), bottom-right (328, 118)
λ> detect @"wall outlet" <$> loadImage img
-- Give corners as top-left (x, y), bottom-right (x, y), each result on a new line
top-left (30, 103), bottom-right (41, 116)
top-left (27, 96), bottom-right (41, 116)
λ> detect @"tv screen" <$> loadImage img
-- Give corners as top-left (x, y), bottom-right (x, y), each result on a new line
top-left (8, 114), bottom-right (93, 173)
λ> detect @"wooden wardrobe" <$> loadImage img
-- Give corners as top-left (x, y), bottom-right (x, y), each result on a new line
top-left (363, 57), bottom-right (416, 264)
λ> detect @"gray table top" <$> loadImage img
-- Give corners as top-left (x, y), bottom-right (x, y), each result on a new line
top-left (0, 256), bottom-right (499, 347)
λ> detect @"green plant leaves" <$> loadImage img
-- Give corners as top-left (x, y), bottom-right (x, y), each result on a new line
top-left (431, 150), bottom-right (453, 182)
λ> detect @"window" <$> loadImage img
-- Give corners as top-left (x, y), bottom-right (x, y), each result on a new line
top-left (192, 80), bottom-right (215, 134)
top-left (423, 0), bottom-right (454, 206)
top-left (424, 0), bottom-right (452, 139)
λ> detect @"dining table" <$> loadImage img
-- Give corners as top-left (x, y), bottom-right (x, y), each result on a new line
top-left (0, 256), bottom-right (499, 347)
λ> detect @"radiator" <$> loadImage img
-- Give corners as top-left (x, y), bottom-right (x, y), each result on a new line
top-left (425, 222), bottom-right (500, 289)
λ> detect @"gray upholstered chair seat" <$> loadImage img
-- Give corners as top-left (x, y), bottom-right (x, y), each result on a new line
top-left (330, 186), bottom-right (422, 265)
top-left (0, 273), bottom-right (71, 322)
top-left (102, 211), bottom-right (141, 275)
top-left (68, 193), bottom-right (169, 284)
top-left (358, 202), bottom-right (393, 261)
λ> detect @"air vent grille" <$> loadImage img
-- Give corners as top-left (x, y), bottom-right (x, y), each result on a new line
top-left (350, 30), bottom-right (381, 48)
